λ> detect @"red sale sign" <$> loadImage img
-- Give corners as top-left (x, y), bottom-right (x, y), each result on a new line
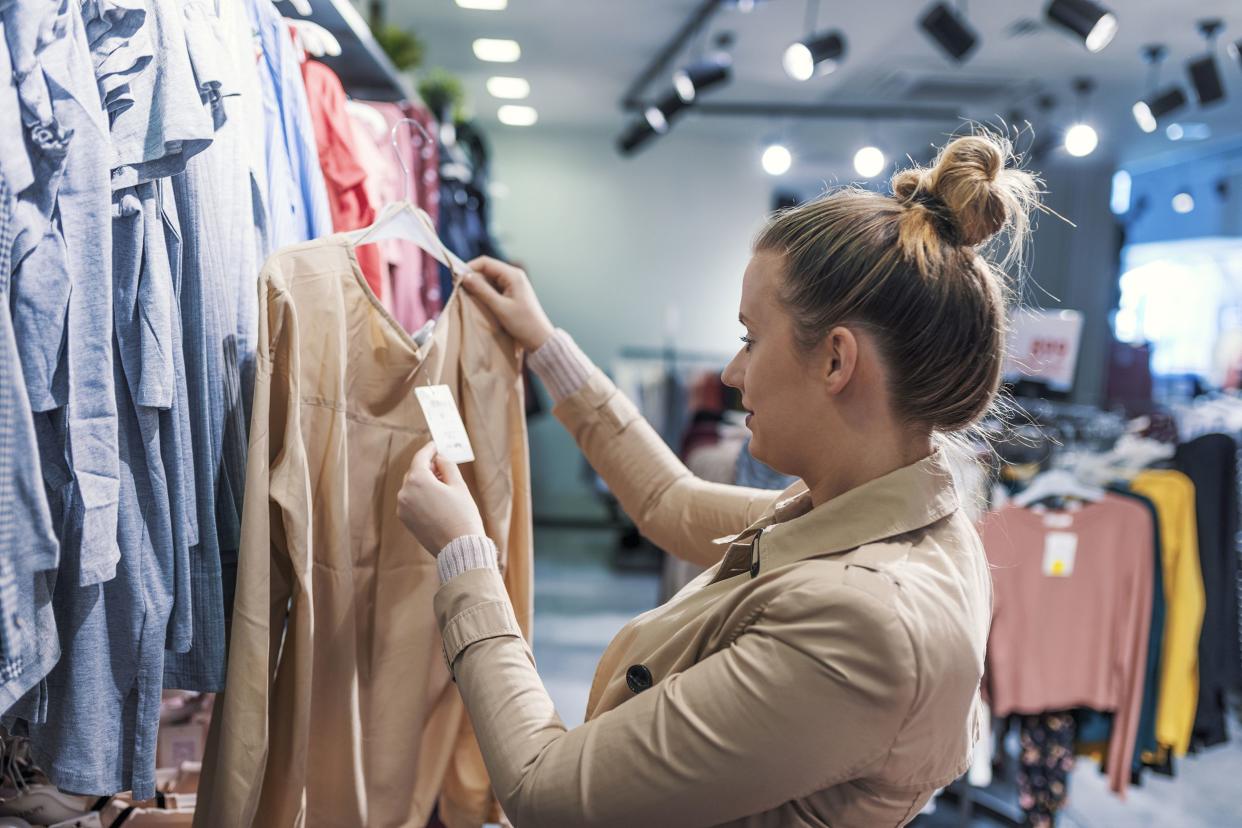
top-left (1002, 309), bottom-right (1084, 392)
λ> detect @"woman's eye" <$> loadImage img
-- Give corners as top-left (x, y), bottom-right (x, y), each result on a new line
top-left (739, 335), bottom-right (755, 352)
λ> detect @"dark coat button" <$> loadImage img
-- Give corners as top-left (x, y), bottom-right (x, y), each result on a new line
top-left (626, 664), bottom-right (653, 693)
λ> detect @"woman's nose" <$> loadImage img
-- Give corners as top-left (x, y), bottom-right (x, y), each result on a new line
top-left (721, 353), bottom-right (742, 391)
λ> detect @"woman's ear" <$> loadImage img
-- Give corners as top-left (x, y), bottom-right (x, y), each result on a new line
top-left (822, 326), bottom-right (859, 395)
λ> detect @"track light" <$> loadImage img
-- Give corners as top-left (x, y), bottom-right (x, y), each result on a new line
top-left (673, 55), bottom-right (732, 102)
top-left (783, 31), bottom-right (847, 81)
top-left (919, 2), bottom-right (979, 63)
top-left (1133, 45), bottom-right (1186, 133)
top-left (644, 89), bottom-right (689, 134)
top-left (1229, 38), bottom-right (1242, 66)
top-left (762, 144), bottom-right (792, 176)
top-left (1172, 191), bottom-right (1194, 214)
top-left (1064, 123), bottom-right (1098, 157)
top-left (1045, 0), bottom-right (1118, 53)
top-left (853, 146), bottom-right (885, 178)
top-left (1133, 88), bottom-right (1188, 133)
top-left (1187, 20), bottom-right (1226, 106)
top-left (1064, 77), bottom-right (1098, 158)
top-left (617, 119), bottom-right (659, 156)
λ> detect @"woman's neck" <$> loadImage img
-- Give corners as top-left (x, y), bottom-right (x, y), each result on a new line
top-left (802, 433), bottom-right (935, 508)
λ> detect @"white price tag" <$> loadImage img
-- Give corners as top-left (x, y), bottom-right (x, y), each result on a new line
top-left (415, 385), bottom-right (475, 464)
top-left (1042, 531), bottom-right (1078, 577)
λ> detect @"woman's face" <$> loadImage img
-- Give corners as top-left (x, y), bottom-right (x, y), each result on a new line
top-left (721, 252), bottom-right (829, 477)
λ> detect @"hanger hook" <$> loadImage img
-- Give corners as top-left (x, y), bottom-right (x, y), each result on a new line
top-left (390, 117), bottom-right (435, 203)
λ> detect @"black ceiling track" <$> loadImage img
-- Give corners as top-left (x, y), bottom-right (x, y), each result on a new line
top-left (619, 0), bottom-right (962, 124)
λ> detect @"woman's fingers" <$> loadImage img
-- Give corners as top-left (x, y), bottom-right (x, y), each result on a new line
top-left (460, 269), bottom-right (506, 311)
top-left (433, 453), bottom-right (464, 485)
top-left (466, 256), bottom-right (524, 293)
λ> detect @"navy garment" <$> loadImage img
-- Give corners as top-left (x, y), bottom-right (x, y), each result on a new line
top-left (1176, 433), bottom-right (1241, 749)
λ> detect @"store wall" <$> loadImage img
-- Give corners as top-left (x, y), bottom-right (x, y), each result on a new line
top-left (1125, 147), bottom-right (1242, 245)
top-left (1021, 159), bottom-right (1122, 407)
top-left (487, 125), bottom-right (775, 520)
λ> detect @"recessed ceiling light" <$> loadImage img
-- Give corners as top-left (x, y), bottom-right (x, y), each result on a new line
top-left (486, 76), bottom-right (530, 99)
top-left (497, 104), bottom-right (538, 126)
top-left (456, 0), bottom-right (507, 10)
top-left (473, 38), bottom-right (521, 63)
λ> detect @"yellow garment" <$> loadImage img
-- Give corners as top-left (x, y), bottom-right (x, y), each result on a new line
top-left (1131, 469), bottom-right (1204, 757)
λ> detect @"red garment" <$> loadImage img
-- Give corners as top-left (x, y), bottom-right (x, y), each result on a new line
top-left (299, 59), bottom-right (384, 298)
top-left (980, 495), bottom-right (1154, 797)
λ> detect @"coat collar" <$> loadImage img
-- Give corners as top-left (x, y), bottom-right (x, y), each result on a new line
top-left (710, 449), bottom-right (960, 582)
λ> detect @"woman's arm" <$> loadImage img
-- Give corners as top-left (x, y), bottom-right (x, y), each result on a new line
top-left (432, 554), bottom-right (915, 828)
top-left (528, 330), bottom-right (786, 567)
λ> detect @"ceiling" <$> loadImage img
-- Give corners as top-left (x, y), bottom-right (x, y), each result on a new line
top-left (390, 0), bottom-right (1242, 178)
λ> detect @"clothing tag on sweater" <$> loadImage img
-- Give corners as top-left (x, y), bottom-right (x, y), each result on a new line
top-left (415, 385), bottom-right (475, 463)
top-left (1042, 531), bottom-right (1078, 577)
top-left (1042, 513), bottom-right (1074, 530)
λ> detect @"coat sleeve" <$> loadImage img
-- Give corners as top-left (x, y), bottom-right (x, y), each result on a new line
top-left (552, 366), bottom-right (788, 567)
top-left (196, 275), bottom-right (313, 828)
top-left (434, 567), bottom-right (917, 828)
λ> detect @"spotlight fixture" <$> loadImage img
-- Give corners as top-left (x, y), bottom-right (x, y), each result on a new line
top-left (1133, 89), bottom-right (1188, 132)
top-left (919, 2), bottom-right (979, 63)
top-left (1171, 191), bottom-right (1194, 214)
top-left (783, 31), bottom-right (847, 81)
top-left (1132, 45), bottom-right (1186, 133)
top-left (644, 89), bottom-right (689, 134)
top-left (1045, 0), bottom-right (1118, 53)
top-left (1187, 19), bottom-right (1226, 106)
top-left (1229, 38), bottom-right (1242, 66)
top-left (1064, 77), bottom-right (1098, 158)
top-left (762, 144), bottom-right (792, 176)
top-left (674, 33), bottom-right (734, 102)
top-left (853, 146), bottom-right (886, 178)
top-left (1064, 123), bottom-right (1098, 157)
top-left (617, 119), bottom-right (660, 156)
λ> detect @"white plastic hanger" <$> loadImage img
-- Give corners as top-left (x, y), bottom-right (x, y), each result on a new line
top-left (1012, 469), bottom-right (1105, 508)
top-left (287, 19), bottom-right (341, 58)
top-left (344, 119), bottom-right (470, 274)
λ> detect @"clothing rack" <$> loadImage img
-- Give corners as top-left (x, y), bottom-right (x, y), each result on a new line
top-left (276, 0), bottom-right (413, 102)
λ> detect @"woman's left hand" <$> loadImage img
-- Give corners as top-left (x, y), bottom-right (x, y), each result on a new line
top-left (398, 441), bottom-right (485, 556)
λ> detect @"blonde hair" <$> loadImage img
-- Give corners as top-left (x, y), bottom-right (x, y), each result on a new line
top-left (755, 131), bottom-right (1041, 433)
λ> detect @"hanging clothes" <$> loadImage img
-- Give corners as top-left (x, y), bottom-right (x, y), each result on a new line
top-left (1175, 432), bottom-right (1241, 749)
top-left (245, 0), bottom-right (332, 250)
top-left (402, 101), bottom-right (443, 321)
top-left (1017, 711), bottom-right (1078, 828)
top-left (353, 99), bottom-right (437, 334)
top-left (1132, 470), bottom-right (1205, 760)
top-left (298, 58), bottom-right (384, 297)
top-left (981, 495), bottom-right (1155, 796)
top-left (196, 235), bottom-right (533, 828)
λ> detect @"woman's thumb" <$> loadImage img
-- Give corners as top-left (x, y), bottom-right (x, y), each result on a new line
top-left (433, 453), bottom-right (465, 484)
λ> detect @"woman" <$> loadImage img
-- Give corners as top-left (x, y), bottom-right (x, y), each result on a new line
top-left (397, 132), bottom-right (1040, 827)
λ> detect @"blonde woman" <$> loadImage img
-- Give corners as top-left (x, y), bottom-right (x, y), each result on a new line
top-left (398, 133), bottom-right (1038, 827)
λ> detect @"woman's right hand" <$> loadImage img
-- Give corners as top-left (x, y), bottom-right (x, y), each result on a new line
top-left (462, 256), bottom-right (556, 353)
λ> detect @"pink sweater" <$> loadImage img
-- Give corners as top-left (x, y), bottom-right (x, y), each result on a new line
top-left (979, 494), bottom-right (1155, 796)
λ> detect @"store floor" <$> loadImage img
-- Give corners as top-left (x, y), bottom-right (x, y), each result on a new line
top-left (529, 526), bottom-right (1242, 827)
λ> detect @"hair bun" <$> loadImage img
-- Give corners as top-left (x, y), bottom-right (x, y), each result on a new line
top-left (892, 132), bottom-right (1039, 255)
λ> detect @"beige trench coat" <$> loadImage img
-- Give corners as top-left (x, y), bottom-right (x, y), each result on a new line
top-left (436, 367), bottom-right (992, 827)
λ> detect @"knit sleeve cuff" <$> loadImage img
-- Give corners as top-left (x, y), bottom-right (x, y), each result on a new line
top-left (437, 535), bottom-right (500, 585)
top-left (526, 328), bottom-right (594, 404)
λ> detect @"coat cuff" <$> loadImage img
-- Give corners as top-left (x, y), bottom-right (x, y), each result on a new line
top-left (526, 328), bottom-right (594, 403)
top-left (437, 535), bottom-right (499, 585)
top-left (435, 567), bottom-right (524, 672)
